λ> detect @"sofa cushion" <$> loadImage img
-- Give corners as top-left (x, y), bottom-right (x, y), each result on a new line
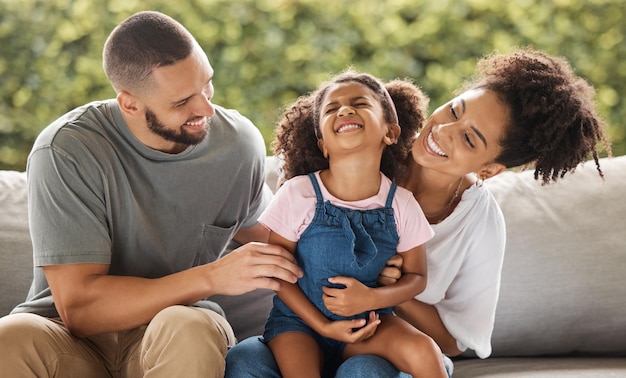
top-left (0, 171), bottom-right (32, 316)
top-left (2, 155), bottom-right (626, 357)
top-left (484, 155), bottom-right (626, 357)
top-left (454, 357), bottom-right (626, 377)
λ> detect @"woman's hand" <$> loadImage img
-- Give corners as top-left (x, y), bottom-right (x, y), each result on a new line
top-left (377, 254), bottom-right (403, 286)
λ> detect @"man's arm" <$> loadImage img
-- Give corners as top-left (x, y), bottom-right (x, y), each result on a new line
top-left (45, 241), bottom-right (302, 338)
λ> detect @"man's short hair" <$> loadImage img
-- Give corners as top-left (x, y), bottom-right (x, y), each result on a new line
top-left (103, 11), bottom-right (195, 94)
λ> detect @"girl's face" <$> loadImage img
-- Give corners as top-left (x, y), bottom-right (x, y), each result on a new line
top-left (412, 88), bottom-right (507, 178)
top-left (317, 82), bottom-right (399, 158)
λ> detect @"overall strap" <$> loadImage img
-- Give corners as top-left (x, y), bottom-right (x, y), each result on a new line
top-left (385, 181), bottom-right (397, 208)
top-left (307, 172), bottom-right (324, 204)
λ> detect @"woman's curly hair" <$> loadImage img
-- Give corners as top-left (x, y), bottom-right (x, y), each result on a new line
top-left (462, 47), bottom-right (611, 184)
top-left (272, 70), bottom-right (428, 185)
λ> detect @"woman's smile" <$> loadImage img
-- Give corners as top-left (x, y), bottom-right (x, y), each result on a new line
top-left (425, 131), bottom-right (447, 157)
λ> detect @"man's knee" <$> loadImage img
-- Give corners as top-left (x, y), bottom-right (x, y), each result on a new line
top-left (0, 314), bottom-right (70, 376)
top-left (146, 305), bottom-right (228, 348)
top-left (142, 306), bottom-right (230, 376)
top-left (0, 313), bottom-right (59, 350)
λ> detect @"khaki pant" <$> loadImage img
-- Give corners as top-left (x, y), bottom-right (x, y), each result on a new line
top-left (0, 305), bottom-right (236, 378)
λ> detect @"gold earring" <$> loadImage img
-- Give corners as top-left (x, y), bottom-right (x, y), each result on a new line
top-left (476, 175), bottom-right (484, 187)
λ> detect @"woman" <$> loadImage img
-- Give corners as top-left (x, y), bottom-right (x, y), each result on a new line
top-left (225, 48), bottom-right (610, 377)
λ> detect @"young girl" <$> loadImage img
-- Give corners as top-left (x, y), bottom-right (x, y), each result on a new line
top-left (259, 70), bottom-right (448, 377)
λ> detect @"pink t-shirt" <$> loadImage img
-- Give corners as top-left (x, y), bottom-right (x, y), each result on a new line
top-left (259, 171), bottom-right (434, 252)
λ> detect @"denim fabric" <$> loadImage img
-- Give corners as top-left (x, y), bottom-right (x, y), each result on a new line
top-left (262, 173), bottom-right (400, 365)
top-left (225, 337), bottom-right (280, 378)
top-left (225, 336), bottom-right (454, 378)
top-left (338, 354), bottom-right (453, 377)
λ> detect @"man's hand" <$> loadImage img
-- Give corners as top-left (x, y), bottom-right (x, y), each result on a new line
top-left (320, 311), bottom-right (380, 344)
top-left (377, 253), bottom-right (403, 286)
top-left (209, 242), bottom-right (303, 295)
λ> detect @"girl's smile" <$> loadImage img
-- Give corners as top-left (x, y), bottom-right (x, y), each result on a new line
top-left (336, 122), bottom-right (363, 134)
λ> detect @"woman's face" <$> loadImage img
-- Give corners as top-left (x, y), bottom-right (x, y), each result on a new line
top-left (412, 88), bottom-right (508, 177)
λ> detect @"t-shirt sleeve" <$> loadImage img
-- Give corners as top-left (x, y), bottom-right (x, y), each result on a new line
top-left (235, 116), bottom-right (274, 230)
top-left (258, 176), bottom-right (315, 242)
top-left (395, 187), bottom-right (435, 253)
top-left (240, 180), bottom-right (274, 230)
top-left (27, 144), bottom-right (112, 266)
top-left (433, 202), bottom-right (505, 359)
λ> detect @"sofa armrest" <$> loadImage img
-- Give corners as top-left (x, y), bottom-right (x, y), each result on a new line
top-left (0, 171), bottom-right (32, 316)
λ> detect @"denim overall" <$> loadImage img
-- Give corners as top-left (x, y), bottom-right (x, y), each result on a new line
top-left (263, 173), bottom-right (400, 367)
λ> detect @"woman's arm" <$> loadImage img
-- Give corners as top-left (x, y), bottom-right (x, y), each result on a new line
top-left (378, 254), bottom-right (462, 356)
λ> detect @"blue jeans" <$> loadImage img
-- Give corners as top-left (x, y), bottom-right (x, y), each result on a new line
top-left (225, 336), bottom-right (453, 377)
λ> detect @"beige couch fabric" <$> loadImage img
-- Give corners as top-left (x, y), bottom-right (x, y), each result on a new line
top-left (484, 155), bottom-right (626, 357)
top-left (1, 156), bottom-right (625, 377)
top-left (0, 171), bottom-right (31, 316)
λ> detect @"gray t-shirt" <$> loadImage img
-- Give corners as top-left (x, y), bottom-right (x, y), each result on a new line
top-left (12, 99), bottom-right (272, 317)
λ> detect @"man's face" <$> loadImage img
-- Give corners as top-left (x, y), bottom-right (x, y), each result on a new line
top-left (145, 105), bottom-right (209, 146)
top-left (134, 45), bottom-right (216, 153)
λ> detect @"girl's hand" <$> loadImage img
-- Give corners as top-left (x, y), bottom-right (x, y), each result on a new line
top-left (377, 254), bottom-right (403, 286)
top-left (323, 276), bottom-right (372, 316)
top-left (320, 311), bottom-right (380, 343)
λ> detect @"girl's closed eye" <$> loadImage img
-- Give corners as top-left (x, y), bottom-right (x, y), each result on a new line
top-left (324, 106), bottom-right (338, 115)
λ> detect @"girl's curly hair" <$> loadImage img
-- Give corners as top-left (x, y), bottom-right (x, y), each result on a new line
top-left (272, 70), bottom-right (428, 184)
top-left (462, 48), bottom-right (611, 183)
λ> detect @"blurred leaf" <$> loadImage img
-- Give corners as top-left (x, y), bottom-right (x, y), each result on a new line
top-left (1, 0), bottom-right (624, 170)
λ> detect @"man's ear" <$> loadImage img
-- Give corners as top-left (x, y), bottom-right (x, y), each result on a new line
top-left (116, 91), bottom-right (142, 117)
top-left (477, 162), bottom-right (506, 180)
top-left (317, 139), bottom-right (328, 159)
top-left (383, 123), bottom-right (401, 145)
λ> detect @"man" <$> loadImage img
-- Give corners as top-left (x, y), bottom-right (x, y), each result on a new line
top-left (0, 11), bottom-right (302, 377)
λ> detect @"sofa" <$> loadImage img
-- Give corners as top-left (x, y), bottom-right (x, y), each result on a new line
top-left (1, 155), bottom-right (625, 377)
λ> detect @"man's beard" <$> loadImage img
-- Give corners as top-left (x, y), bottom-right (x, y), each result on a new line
top-left (145, 107), bottom-right (209, 146)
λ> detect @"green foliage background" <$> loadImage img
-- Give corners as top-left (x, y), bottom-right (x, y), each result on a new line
top-left (1, 0), bottom-right (624, 170)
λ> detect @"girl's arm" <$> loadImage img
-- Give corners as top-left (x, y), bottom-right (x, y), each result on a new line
top-left (323, 244), bottom-right (427, 317)
top-left (269, 231), bottom-right (381, 343)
